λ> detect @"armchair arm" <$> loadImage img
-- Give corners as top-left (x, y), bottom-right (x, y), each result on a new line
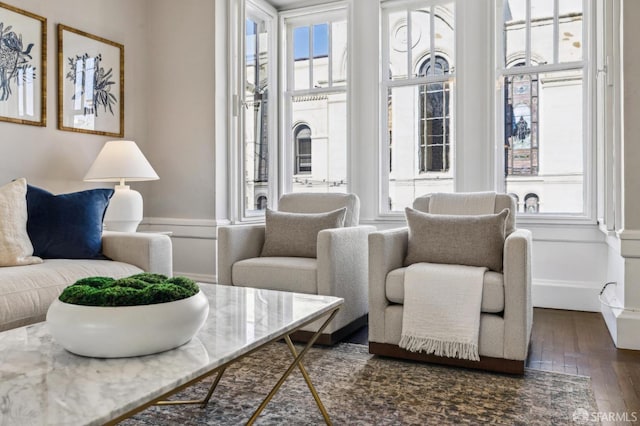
top-left (316, 226), bottom-right (376, 331)
top-left (217, 224), bottom-right (265, 285)
top-left (368, 227), bottom-right (409, 343)
top-left (502, 228), bottom-right (533, 360)
top-left (102, 231), bottom-right (173, 276)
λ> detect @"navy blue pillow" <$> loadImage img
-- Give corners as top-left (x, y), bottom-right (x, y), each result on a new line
top-left (26, 185), bottom-right (114, 259)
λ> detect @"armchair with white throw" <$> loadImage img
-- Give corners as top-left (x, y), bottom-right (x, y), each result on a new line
top-left (218, 193), bottom-right (374, 344)
top-left (368, 192), bottom-right (533, 374)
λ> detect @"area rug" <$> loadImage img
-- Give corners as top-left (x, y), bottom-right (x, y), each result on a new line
top-left (122, 342), bottom-right (598, 425)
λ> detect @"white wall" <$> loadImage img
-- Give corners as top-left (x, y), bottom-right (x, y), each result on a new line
top-left (0, 0), bottom-right (148, 193)
top-left (138, 0), bottom-right (219, 282)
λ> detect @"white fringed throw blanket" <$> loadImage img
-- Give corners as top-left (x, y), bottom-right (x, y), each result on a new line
top-left (399, 263), bottom-right (486, 361)
top-left (399, 191), bottom-right (496, 361)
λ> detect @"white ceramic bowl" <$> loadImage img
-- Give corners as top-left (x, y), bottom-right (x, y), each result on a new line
top-left (46, 290), bottom-right (209, 358)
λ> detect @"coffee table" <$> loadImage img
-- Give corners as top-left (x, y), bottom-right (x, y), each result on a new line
top-left (0, 284), bottom-right (343, 425)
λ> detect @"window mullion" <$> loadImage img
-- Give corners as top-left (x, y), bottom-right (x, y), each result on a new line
top-left (526, 0), bottom-right (531, 66)
top-left (328, 22), bottom-right (333, 87)
top-left (406, 9), bottom-right (412, 78)
top-left (430, 5), bottom-right (435, 72)
top-left (553, 0), bottom-right (559, 64)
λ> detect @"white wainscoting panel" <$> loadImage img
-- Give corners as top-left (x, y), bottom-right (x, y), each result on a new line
top-left (138, 217), bottom-right (224, 283)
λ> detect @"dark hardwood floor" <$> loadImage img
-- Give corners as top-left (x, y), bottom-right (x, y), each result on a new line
top-left (344, 308), bottom-right (640, 424)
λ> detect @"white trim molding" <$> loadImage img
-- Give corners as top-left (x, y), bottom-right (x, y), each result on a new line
top-left (532, 279), bottom-right (602, 312)
top-left (177, 272), bottom-right (217, 284)
top-left (616, 229), bottom-right (640, 258)
top-left (139, 217), bottom-right (226, 239)
top-left (601, 283), bottom-right (640, 349)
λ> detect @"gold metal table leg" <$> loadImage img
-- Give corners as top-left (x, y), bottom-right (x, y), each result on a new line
top-left (154, 367), bottom-right (227, 407)
top-left (284, 335), bottom-right (331, 425)
top-left (245, 307), bottom-right (339, 426)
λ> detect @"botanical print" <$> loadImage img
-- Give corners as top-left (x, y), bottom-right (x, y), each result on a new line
top-left (0, 21), bottom-right (35, 102)
top-left (58, 24), bottom-right (123, 137)
top-left (0, 2), bottom-right (45, 126)
top-left (65, 52), bottom-right (117, 117)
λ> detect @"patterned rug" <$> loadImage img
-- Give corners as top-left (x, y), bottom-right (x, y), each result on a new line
top-left (122, 342), bottom-right (598, 425)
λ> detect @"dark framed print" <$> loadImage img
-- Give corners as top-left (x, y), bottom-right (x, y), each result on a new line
top-left (58, 24), bottom-right (123, 137)
top-left (0, 2), bottom-right (46, 126)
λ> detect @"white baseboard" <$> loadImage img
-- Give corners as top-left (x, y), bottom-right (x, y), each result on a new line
top-left (600, 285), bottom-right (640, 349)
top-left (532, 279), bottom-right (602, 312)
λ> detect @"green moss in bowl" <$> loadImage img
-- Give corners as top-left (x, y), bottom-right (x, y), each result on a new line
top-left (59, 273), bottom-right (200, 307)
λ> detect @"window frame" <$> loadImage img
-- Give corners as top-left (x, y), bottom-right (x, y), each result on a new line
top-left (230, 0), bottom-right (278, 223)
top-left (494, 0), bottom-right (597, 224)
top-left (279, 2), bottom-right (350, 196)
top-left (379, 0), bottom-right (457, 217)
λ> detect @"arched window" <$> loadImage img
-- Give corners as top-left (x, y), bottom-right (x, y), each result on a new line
top-left (525, 193), bottom-right (539, 213)
top-left (256, 195), bottom-right (267, 210)
top-left (293, 124), bottom-right (312, 174)
top-left (418, 56), bottom-right (451, 173)
top-left (508, 193), bottom-right (520, 212)
top-left (504, 63), bottom-right (539, 177)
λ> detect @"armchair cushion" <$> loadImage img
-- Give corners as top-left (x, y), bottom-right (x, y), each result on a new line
top-left (260, 207), bottom-right (346, 258)
top-left (232, 257), bottom-right (317, 294)
top-left (404, 207), bottom-right (510, 272)
top-left (385, 267), bottom-right (505, 313)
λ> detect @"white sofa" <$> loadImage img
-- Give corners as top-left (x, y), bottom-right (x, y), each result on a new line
top-left (0, 231), bottom-right (172, 332)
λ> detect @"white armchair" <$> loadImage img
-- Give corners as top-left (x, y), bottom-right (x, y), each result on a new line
top-left (368, 193), bottom-right (532, 374)
top-left (218, 193), bottom-right (374, 344)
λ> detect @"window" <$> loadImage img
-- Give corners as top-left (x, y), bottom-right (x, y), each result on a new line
top-left (504, 67), bottom-right (539, 176)
top-left (294, 123), bottom-right (312, 174)
top-left (499, 0), bottom-right (588, 215)
top-left (283, 6), bottom-right (348, 193)
top-left (256, 195), bottom-right (267, 210)
top-left (525, 193), bottom-right (539, 213)
top-left (382, 2), bottom-right (456, 213)
top-left (418, 56), bottom-right (451, 173)
top-left (240, 1), bottom-right (276, 217)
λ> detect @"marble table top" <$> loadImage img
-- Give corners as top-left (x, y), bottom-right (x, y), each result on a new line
top-left (0, 284), bottom-right (343, 426)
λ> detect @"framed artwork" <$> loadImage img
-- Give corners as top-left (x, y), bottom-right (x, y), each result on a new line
top-left (58, 24), bottom-right (124, 137)
top-left (0, 2), bottom-right (46, 126)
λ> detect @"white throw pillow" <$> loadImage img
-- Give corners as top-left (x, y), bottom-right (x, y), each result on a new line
top-left (0, 178), bottom-right (42, 267)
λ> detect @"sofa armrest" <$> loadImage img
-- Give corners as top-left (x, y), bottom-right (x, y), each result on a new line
top-left (316, 225), bottom-right (375, 331)
top-left (368, 227), bottom-right (409, 343)
top-left (102, 231), bottom-right (173, 276)
top-left (217, 224), bottom-right (265, 285)
top-left (502, 228), bottom-right (533, 360)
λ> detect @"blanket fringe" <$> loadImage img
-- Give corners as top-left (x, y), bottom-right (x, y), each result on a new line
top-left (399, 335), bottom-right (480, 361)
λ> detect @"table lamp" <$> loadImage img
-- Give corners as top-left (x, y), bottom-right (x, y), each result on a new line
top-left (84, 140), bottom-right (159, 232)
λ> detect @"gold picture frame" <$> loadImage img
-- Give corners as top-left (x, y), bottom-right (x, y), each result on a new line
top-left (57, 24), bottom-right (124, 137)
top-left (0, 2), bottom-right (46, 126)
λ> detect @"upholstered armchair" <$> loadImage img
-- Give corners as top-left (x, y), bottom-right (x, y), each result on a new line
top-left (218, 193), bottom-right (374, 344)
top-left (368, 193), bottom-right (532, 373)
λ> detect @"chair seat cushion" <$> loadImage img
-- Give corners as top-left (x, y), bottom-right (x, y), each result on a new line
top-left (385, 266), bottom-right (505, 313)
top-left (232, 257), bottom-right (318, 294)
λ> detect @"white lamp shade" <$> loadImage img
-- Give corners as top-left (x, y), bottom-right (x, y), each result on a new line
top-left (84, 140), bottom-right (158, 232)
top-left (84, 140), bottom-right (159, 182)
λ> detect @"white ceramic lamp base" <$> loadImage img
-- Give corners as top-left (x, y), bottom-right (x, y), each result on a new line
top-left (104, 184), bottom-right (143, 232)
